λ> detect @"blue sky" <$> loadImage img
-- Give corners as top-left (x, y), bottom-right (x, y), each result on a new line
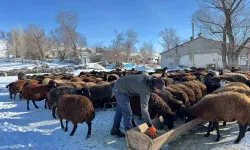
top-left (0, 0), bottom-right (199, 52)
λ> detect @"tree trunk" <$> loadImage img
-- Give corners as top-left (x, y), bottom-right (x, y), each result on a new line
top-left (221, 29), bottom-right (228, 69)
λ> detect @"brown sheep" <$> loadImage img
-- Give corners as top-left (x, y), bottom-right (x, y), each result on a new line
top-left (83, 77), bottom-right (96, 83)
top-left (190, 80), bottom-right (207, 96)
top-left (184, 92), bottom-right (250, 143)
top-left (84, 82), bottom-right (96, 87)
top-left (22, 84), bottom-right (52, 110)
top-left (130, 93), bottom-right (175, 130)
top-left (181, 76), bottom-right (196, 82)
top-left (222, 82), bottom-right (250, 90)
top-left (57, 94), bottom-right (95, 138)
top-left (213, 85), bottom-right (250, 94)
top-left (175, 84), bottom-right (196, 103)
top-left (157, 90), bottom-right (184, 110)
top-left (166, 85), bottom-right (189, 106)
top-left (6, 79), bottom-right (40, 100)
top-left (6, 80), bottom-right (26, 100)
top-left (182, 81), bottom-right (203, 101)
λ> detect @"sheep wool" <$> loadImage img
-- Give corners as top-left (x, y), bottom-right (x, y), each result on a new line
top-left (57, 94), bottom-right (95, 138)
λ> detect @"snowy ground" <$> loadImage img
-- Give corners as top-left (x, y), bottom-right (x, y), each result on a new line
top-left (0, 76), bottom-right (126, 150)
top-left (1, 63), bottom-right (250, 150)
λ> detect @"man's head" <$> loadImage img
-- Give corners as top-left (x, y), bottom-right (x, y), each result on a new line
top-left (154, 77), bottom-right (165, 93)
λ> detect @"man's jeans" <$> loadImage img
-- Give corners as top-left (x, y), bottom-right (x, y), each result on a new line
top-left (112, 83), bottom-right (133, 131)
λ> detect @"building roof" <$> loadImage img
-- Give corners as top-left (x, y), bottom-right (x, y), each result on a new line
top-left (160, 36), bottom-right (221, 55)
top-left (160, 36), bottom-right (250, 55)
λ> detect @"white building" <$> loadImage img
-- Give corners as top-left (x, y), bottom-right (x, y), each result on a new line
top-left (160, 36), bottom-right (250, 69)
top-left (149, 53), bottom-right (161, 64)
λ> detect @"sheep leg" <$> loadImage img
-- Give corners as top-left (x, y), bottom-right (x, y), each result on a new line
top-left (242, 125), bottom-right (247, 138)
top-left (86, 122), bottom-right (92, 138)
top-left (222, 121), bottom-right (226, 127)
top-left (65, 121), bottom-right (68, 132)
top-left (52, 106), bottom-right (57, 119)
top-left (9, 92), bottom-right (13, 100)
top-left (60, 119), bottom-right (64, 130)
top-left (19, 93), bottom-right (22, 100)
top-left (103, 103), bottom-right (107, 111)
top-left (44, 100), bottom-right (47, 109)
top-left (69, 123), bottom-right (78, 136)
top-left (235, 124), bottom-right (245, 144)
top-left (204, 121), bottom-right (213, 137)
top-left (32, 101), bottom-right (39, 108)
top-left (14, 93), bottom-right (16, 101)
top-left (213, 122), bottom-right (220, 142)
top-left (27, 100), bottom-right (30, 110)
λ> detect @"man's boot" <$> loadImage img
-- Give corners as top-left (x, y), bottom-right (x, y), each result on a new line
top-left (110, 127), bottom-right (125, 137)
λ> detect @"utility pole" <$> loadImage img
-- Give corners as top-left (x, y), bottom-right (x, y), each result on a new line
top-left (192, 18), bottom-right (194, 39)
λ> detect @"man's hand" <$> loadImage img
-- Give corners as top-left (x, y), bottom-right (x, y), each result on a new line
top-left (146, 125), bottom-right (158, 138)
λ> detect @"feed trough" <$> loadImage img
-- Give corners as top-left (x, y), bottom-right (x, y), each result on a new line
top-left (126, 117), bottom-right (204, 150)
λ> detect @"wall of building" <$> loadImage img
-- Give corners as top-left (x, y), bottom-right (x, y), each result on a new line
top-left (161, 37), bottom-right (249, 69)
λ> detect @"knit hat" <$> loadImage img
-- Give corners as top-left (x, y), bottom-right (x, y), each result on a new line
top-left (154, 77), bottom-right (165, 90)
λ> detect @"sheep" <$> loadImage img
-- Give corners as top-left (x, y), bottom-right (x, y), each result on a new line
top-left (47, 86), bottom-right (82, 119)
top-left (203, 75), bottom-right (221, 94)
top-left (81, 81), bottom-right (115, 110)
top-left (175, 84), bottom-right (196, 104)
top-left (108, 74), bottom-right (120, 82)
top-left (6, 81), bottom-right (25, 100)
top-left (223, 82), bottom-right (250, 89)
top-left (6, 79), bottom-right (40, 100)
top-left (166, 85), bottom-right (190, 106)
top-left (182, 81), bottom-right (203, 101)
top-left (84, 82), bottom-right (96, 87)
top-left (190, 80), bottom-right (207, 96)
top-left (22, 84), bottom-right (52, 110)
top-left (213, 86), bottom-right (250, 94)
top-left (130, 93), bottom-right (176, 130)
top-left (157, 90), bottom-right (184, 112)
top-left (17, 72), bottom-right (26, 80)
top-left (57, 94), bottom-right (95, 138)
top-left (183, 92), bottom-right (250, 143)
top-left (181, 76), bottom-right (196, 82)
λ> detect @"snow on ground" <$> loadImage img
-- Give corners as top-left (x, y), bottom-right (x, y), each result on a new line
top-left (0, 62), bottom-right (73, 71)
top-left (1, 63), bottom-right (250, 150)
top-left (0, 76), bottom-right (126, 150)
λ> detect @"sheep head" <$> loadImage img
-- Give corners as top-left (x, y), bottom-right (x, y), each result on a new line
top-left (80, 88), bottom-right (91, 99)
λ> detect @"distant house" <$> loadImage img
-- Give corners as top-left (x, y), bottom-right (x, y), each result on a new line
top-left (148, 53), bottom-right (161, 64)
top-left (160, 35), bottom-right (250, 69)
top-left (127, 53), bottom-right (143, 65)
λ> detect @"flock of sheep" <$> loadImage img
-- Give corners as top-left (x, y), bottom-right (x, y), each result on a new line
top-left (5, 67), bottom-right (250, 144)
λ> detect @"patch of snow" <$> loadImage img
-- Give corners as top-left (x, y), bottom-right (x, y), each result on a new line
top-left (0, 75), bottom-right (126, 150)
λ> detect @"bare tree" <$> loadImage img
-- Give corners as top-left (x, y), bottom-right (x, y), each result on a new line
top-left (140, 41), bottom-right (154, 64)
top-left (159, 27), bottom-right (180, 50)
top-left (110, 30), bottom-right (124, 63)
top-left (122, 29), bottom-right (138, 62)
top-left (1, 26), bottom-right (26, 62)
top-left (195, 0), bottom-right (250, 69)
top-left (26, 25), bottom-right (50, 60)
top-left (56, 11), bottom-right (79, 60)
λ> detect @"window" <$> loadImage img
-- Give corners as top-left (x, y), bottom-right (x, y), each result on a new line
top-left (239, 56), bottom-right (247, 65)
